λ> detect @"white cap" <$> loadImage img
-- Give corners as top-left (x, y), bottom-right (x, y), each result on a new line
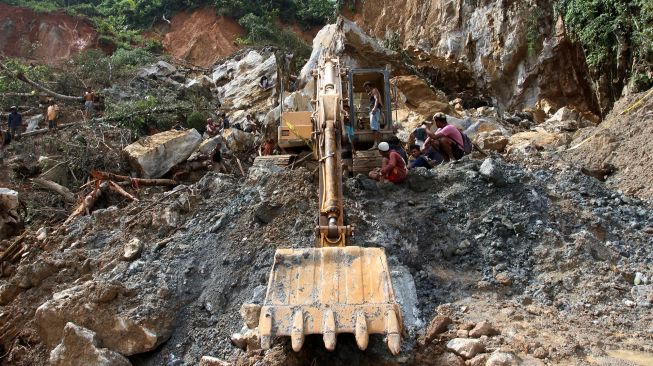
top-left (378, 142), bottom-right (390, 152)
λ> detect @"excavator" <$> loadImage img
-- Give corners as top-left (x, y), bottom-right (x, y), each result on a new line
top-left (242, 56), bottom-right (403, 355)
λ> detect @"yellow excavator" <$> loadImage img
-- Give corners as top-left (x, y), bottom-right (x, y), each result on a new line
top-left (243, 56), bottom-right (403, 355)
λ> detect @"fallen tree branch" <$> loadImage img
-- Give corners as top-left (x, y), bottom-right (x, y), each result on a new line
top-left (0, 231), bottom-right (28, 263)
top-left (90, 171), bottom-right (178, 187)
top-left (0, 60), bottom-right (83, 103)
top-left (108, 181), bottom-right (139, 202)
top-left (20, 123), bottom-right (76, 138)
top-left (31, 178), bottom-right (75, 203)
top-left (64, 182), bottom-right (108, 225)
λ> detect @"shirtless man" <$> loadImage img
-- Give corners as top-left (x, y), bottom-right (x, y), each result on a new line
top-left (363, 81), bottom-right (383, 149)
top-left (83, 87), bottom-right (95, 119)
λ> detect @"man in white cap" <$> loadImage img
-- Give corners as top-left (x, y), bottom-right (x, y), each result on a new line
top-left (368, 141), bottom-right (407, 184)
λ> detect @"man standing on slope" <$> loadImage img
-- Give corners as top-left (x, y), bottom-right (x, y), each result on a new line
top-left (364, 81), bottom-right (383, 150)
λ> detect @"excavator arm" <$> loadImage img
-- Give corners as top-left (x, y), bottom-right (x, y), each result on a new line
top-left (242, 56), bottom-right (402, 355)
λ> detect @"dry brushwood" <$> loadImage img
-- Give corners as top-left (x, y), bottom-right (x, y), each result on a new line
top-left (90, 170), bottom-right (178, 187)
top-left (108, 181), bottom-right (139, 202)
top-left (64, 181), bottom-right (108, 225)
top-left (31, 178), bottom-right (76, 203)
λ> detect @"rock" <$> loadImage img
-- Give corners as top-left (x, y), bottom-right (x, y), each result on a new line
top-left (26, 114), bottom-right (44, 132)
top-left (446, 338), bottom-right (485, 359)
top-left (138, 61), bottom-right (177, 79)
top-left (122, 238), bottom-right (143, 261)
top-left (457, 330), bottom-right (470, 337)
top-left (506, 128), bottom-right (571, 154)
top-left (184, 75), bottom-right (214, 98)
top-left (254, 202), bottom-right (281, 224)
top-left (486, 351), bottom-right (522, 366)
top-left (214, 50), bottom-right (277, 111)
top-left (532, 347), bottom-right (549, 359)
top-left (199, 357), bottom-right (230, 366)
top-left (479, 158), bottom-right (507, 187)
top-left (467, 353), bottom-right (490, 366)
top-left (230, 329), bottom-right (260, 351)
top-left (199, 136), bottom-right (224, 155)
top-left (240, 304), bottom-right (261, 329)
top-left (0, 283), bottom-right (20, 305)
top-left (223, 128), bottom-right (255, 152)
top-left (476, 133), bottom-right (509, 152)
top-left (631, 285), bottom-right (653, 306)
top-left (546, 106), bottom-right (579, 124)
top-left (391, 75), bottom-right (451, 116)
top-left (123, 129), bottom-right (202, 178)
top-left (35, 280), bottom-right (174, 356)
top-left (634, 272), bottom-right (648, 285)
top-left (523, 108), bottom-right (547, 124)
top-left (0, 188), bottom-right (21, 240)
top-left (422, 315), bottom-right (452, 344)
top-left (36, 227), bottom-right (48, 241)
top-left (49, 323), bottom-right (131, 366)
top-left (495, 272), bottom-right (513, 286)
top-left (38, 156), bottom-right (69, 185)
top-left (469, 321), bottom-right (499, 337)
top-left (432, 352), bottom-right (466, 366)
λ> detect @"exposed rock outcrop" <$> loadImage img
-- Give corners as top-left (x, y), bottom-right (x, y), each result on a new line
top-left (0, 4), bottom-right (97, 63)
top-left (49, 323), bottom-right (131, 366)
top-left (349, 0), bottom-right (599, 114)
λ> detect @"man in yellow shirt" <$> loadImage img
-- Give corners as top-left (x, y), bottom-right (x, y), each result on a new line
top-left (47, 100), bottom-right (60, 130)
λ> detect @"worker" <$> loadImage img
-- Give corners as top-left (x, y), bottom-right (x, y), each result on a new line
top-left (384, 136), bottom-right (408, 163)
top-left (206, 117), bottom-right (219, 137)
top-left (424, 112), bottom-right (465, 162)
top-left (47, 100), bottom-right (60, 130)
top-left (410, 120), bottom-right (434, 149)
top-left (408, 144), bottom-right (433, 169)
top-left (259, 76), bottom-right (270, 89)
top-left (83, 87), bottom-right (95, 119)
top-left (220, 113), bottom-right (230, 130)
top-left (211, 140), bottom-right (227, 173)
top-left (261, 138), bottom-right (276, 156)
top-left (172, 120), bottom-right (184, 131)
top-left (368, 141), bottom-right (407, 184)
top-left (243, 114), bottom-right (257, 133)
top-left (364, 81), bottom-right (383, 149)
top-left (7, 106), bottom-right (22, 140)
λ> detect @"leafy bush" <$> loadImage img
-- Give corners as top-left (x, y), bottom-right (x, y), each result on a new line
top-left (186, 111), bottom-right (208, 132)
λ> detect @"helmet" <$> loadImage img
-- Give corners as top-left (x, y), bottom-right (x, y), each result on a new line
top-left (378, 142), bottom-right (390, 152)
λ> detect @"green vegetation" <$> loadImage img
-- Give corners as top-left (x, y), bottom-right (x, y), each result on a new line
top-left (1, 0), bottom-right (340, 53)
top-left (556, 0), bottom-right (653, 91)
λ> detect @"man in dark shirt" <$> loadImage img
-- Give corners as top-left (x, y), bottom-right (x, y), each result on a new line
top-left (211, 141), bottom-right (227, 173)
top-left (408, 144), bottom-right (431, 169)
top-left (8, 106), bottom-right (22, 140)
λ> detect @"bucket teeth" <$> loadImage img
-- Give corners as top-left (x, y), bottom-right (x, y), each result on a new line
top-left (323, 309), bottom-right (336, 351)
top-left (260, 308), bottom-right (273, 350)
top-left (355, 311), bottom-right (369, 351)
top-left (386, 309), bottom-right (401, 356)
top-left (291, 310), bottom-right (304, 352)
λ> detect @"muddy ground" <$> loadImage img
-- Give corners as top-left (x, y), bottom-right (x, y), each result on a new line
top-left (1, 128), bottom-right (652, 365)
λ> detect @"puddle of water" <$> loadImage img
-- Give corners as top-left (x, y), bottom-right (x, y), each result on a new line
top-left (607, 350), bottom-right (653, 366)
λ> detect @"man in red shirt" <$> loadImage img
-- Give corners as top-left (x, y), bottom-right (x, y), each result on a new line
top-left (368, 142), bottom-right (407, 184)
top-left (424, 112), bottom-right (465, 162)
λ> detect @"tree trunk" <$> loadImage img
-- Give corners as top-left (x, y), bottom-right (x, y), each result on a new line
top-left (0, 61), bottom-right (83, 103)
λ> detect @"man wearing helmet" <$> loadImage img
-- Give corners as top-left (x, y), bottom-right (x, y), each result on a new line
top-left (368, 141), bottom-right (407, 184)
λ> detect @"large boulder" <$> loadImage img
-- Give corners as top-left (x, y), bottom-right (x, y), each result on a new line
top-left (124, 129), bottom-right (202, 178)
top-left (49, 323), bottom-right (131, 366)
top-left (137, 61), bottom-right (177, 79)
top-left (506, 127), bottom-right (571, 155)
top-left (0, 188), bottom-right (21, 240)
top-left (391, 75), bottom-right (451, 116)
top-left (35, 280), bottom-right (175, 356)
top-left (223, 129), bottom-right (255, 152)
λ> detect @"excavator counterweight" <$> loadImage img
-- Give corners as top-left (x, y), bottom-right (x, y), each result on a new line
top-left (244, 56), bottom-right (402, 355)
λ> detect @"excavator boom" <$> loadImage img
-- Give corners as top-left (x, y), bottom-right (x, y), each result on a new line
top-left (244, 56), bottom-right (402, 355)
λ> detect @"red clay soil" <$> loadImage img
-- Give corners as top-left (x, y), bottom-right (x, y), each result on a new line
top-left (162, 7), bottom-right (244, 68)
top-left (0, 4), bottom-right (97, 63)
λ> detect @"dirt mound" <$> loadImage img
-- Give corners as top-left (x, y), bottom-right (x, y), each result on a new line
top-left (0, 4), bottom-right (97, 63)
top-left (162, 7), bottom-right (244, 68)
top-left (563, 89), bottom-right (653, 200)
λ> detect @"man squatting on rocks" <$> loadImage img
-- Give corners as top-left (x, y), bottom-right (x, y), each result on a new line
top-left (424, 112), bottom-right (466, 162)
top-left (364, 81), bottom-right (383, 150)
top-left (369, 141), bottom-right (407, 184)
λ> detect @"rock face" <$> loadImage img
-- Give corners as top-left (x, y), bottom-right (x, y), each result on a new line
top-left (35, 280), bottom-right (174, 356)
top-left (350, 0), bottom-right (599, 114)
top-left (49, 323), bottom-right (131, 366)
top-left (0, 188), bottom-right (21, 240)
top-left (124, 129), bottom-right (202, 178)
top-left (162, 7), bottom-right (244, 68)
top-left (212, 50), bottom-right (277, 113)
top-left (0, 4), bottom-right (97, 63)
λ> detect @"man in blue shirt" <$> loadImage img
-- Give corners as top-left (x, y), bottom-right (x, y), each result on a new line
top-left (8, 106), bottom-right (22, 140)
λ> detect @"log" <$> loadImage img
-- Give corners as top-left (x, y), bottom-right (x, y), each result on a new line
top-left (20, 122), bottom-right (76, 138)
top-left (0, 231), bottom-right (27, 263)
top-left (90, 171), bottom-right (178, 187)
top-left (64, 182), bottom-right (107, 225)
top-left (31, 178), bottom-right (75, 203)
top-left (108, 181), bottom-right (139, 202)
top-left (0, 61), bottom-right (83, 103)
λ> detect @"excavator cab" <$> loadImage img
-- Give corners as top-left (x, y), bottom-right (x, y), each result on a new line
top-left (243, 57), bottom-right (403, 355)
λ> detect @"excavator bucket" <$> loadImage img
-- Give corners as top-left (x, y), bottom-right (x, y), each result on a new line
top-left (255, 246), bottom-right (402, 355)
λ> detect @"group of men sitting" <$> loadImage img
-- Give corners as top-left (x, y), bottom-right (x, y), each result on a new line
top-left (368, 112), bottom-right (470, 184)
top-left (205, 113), bottom-right (259, 137)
